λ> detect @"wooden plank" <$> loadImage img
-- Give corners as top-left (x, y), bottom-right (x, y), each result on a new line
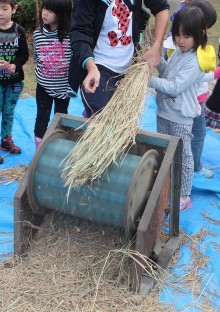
top-left (137, 138), bottom-right (179, 236)
top-left (140, 234), bottom-right (185, 295)
top-left (60, 114), bottom-right (173, 148)
top-left (133, 137), bottom-right (180, 291)
top-left (134, 172), bottom-right (171, 291)
top-left (14, 170), bottom-right (43, 256)
top-left (136, 130), bottom-right (172, 148)
top-left (157, 234), bottom-right (185, 268)
top-left (61, 115), bottom-right (88, 130)
top-left (169, 139), bottom-right (182, 238)
top-left (14, 114), bottom-right (64, 256)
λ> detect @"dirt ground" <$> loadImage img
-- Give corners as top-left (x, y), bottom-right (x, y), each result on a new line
top-left (167, 0), bottom-right (179, 10)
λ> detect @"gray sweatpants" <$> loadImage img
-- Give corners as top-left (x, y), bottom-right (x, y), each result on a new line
top-left (157, 116), bottom-right (194, 196)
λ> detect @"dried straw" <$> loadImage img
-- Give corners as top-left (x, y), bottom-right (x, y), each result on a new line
top-left (0, 165), bottom-right (28, 185)
top-left (62, 60), bottom-right (150, 193)
top-left (0, 215), bottom-right (218, 312)
top-left (203, 213), bottom-right (220, 225)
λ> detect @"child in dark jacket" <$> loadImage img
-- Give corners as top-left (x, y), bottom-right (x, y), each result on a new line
top-left (0, 0), bottom-right (29, 164)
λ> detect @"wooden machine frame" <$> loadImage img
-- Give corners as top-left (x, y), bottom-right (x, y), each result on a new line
top-left (14, 113), bottom-right (184, 294)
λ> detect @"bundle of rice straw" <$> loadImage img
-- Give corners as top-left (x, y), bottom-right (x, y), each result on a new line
top-left (62, 59), bottom-right (150, 194)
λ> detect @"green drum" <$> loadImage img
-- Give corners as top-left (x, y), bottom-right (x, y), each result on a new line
top-left (27, 130), bottom-right (159, 237)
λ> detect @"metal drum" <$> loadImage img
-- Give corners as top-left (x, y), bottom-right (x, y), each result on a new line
top-left (27, 130), bottom-right (159, 237)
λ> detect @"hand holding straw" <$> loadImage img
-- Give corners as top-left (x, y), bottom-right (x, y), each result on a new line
top-left (62, 60), bottom-right (150, 196)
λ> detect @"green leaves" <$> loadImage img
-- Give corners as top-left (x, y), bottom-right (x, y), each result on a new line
top-left (14, 0), bottom-right (43, 30)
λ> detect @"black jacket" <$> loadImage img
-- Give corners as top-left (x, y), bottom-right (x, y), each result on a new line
top-left (0, 23), bottom-right (29, 86)
top-left (69, 0), bottom-right (170, 93)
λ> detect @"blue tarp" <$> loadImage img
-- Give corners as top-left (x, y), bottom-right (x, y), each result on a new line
top-left (0, 93), bottom-right (219, 309)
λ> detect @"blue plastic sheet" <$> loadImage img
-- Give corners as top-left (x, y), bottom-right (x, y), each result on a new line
top-left (0, 93), bottom-right (219, 309)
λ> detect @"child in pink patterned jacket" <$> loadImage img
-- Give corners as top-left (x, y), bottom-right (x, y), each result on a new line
top-left (33, 0), bottom-right (73, 149)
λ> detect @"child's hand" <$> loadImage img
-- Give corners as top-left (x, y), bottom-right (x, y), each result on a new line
top-left (214, 67), bottom-right (220, 79)
top-left (6, 64), bottom-right (16, 73)
top-left (0, 60), bottom-right (9, 70)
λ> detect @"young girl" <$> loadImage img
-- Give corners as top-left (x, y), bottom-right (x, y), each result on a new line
top-left (163, 0), bottom-right (218, 179)
top-left (33, 0), bottom-right (72, 149)
top-left (149, 6), bottom-right (207, 211)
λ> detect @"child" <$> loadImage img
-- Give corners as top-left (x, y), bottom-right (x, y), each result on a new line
top-left (204, 79), bottom-right (220, 129)
top-left (204, 38), bottom-right (220, 129)
top-left (164, 0), bottom-right (218, 179)
top-left (0, 0), bottom-right (29, 164)
top-left (69, 0), bottom-right (170, 118)
top-left (188, 0), bottom-right (217, 178)
top-left (33, 0), bottom-right (72, 149)
top-left (149, 6), bottom-right (207, 211)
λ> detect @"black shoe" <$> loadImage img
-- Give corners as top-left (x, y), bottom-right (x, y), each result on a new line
top-left (0, 156), bottom-right (3, 164)
top-left (1, 135), bottom-right (21, 154)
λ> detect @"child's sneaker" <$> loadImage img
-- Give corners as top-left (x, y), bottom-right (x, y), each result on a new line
top-left (198, 167), bottom-right (214, 179)
top-left (1, 135), bottom-right (21, 154)
top-left (180, 196), bottom-right (191, 212)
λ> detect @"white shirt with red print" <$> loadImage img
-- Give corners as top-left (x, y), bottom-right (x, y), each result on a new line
top-left (94, 0), bottom-right (134, 73)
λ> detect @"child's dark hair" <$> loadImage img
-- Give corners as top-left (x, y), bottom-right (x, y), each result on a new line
top-left (0, 0), bottom-right (16, 9)
top-left (172, 6), bottom-right (207, 50)
top-left (188, 0), bottom-right (217, 29)
top-left (40, 0), bottom-right (72, 42)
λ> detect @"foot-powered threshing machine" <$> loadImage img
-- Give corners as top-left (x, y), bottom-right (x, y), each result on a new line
top-left (14, 113), bottom-right (184, 294)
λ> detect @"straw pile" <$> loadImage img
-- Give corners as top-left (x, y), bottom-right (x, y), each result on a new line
top-left (0, 165), bottom-right (28, 185)
top-left (0, 213), bottom-right (218, 312)
top-left (62, 60), bottom-right (150, 193)
top-left (165, 228), bottom-right (218, 311)
top-left (0, 214), bottom-right (172, 312)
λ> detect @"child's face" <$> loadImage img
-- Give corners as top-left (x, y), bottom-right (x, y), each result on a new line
top-left (175, 28), bottom-right (195, 52)
top-left (0, 2), bottom-right (17, 27)
top-left (42, 8), bottom-right (57, 26)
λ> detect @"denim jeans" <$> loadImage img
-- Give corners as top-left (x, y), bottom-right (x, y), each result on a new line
top-left (191, 103), bottom-right (206, 172)
top-left (81, 64), bottom-right (123, 118)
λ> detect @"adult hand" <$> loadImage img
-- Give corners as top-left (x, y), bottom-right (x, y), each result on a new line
top-left (138, 10), bottom-right (169, 75)
top-left (83, 59), bottom-right (100, 93)
top-left (137, 45), bottom-right (160, 76)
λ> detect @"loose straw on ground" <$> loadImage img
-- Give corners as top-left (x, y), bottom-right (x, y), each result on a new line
top-left (1, 214), bottom-right (218, 312)
top-left (0, 165), bottom-right (28, 185)
top-left (62, 60), bottom-right (150, 194)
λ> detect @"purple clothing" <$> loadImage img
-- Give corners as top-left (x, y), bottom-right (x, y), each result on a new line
top-left (167, 2), bottom-right (187, 37)
top-left (164, 2), bottom-right (186, 56)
